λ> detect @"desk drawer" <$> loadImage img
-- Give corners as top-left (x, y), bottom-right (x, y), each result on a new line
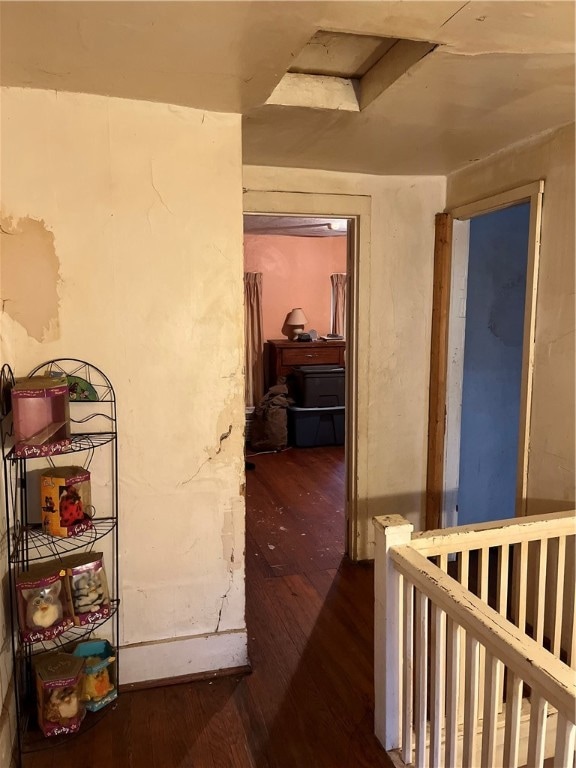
top-left (282, 347), bottom-right (341, 366)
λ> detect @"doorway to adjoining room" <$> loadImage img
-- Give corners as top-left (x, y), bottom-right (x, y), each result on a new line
top-left (243, 213), bottom-right (349, 563)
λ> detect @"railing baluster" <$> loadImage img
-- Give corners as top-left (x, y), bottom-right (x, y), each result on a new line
top-left (553, 714), bottom-right (576, 768)
top-left (481, 651), bottom-right (500, 767)
top-left (527, 694), bottom-right (547, 768)
top-left (534, 538), bottom-right (548, 646)
top-left (402, 580), bottom-right (414, 766)
top-left (513, 540), bottom-right (528, 632)
top-left (477, 547), bottom-right (489, 726)
top-left (552, 536), bottom-right (566, 658)
top-left (497, 544), bottom-right (509, 713)
top-left (458, 550), bottom-right (470, 727)
top-left (462, 633), bottom-right (479, 767)
top-left (430, 600), bottom-right (446, 767)
top-left (445, 615), bottom-right (460, 768)
top-left (503, 672), bottom-right (523, 768)
top-left (459, 548), bottom-right (470, 588)
top-left (497, 543), bottom-right (510, 617)
top-left (414, 590), bottom-right (428, 768)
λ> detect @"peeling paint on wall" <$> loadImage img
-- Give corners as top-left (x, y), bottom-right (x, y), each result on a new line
top-left (0, 215), bottom-right (60, 341)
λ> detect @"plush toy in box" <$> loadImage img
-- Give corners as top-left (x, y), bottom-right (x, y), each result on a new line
top-left (34, 652), bottom-right (85, 737)
top-left (73, 639), bottom-right (117, 711)
top-left (11, 375), bottom-right (71, 458)
top-left (61, 552), bottom-right (111, 626)
top-left (41, 466), bottom-right (94, 538)
top-left (16, 563), bottom-right (74, 643)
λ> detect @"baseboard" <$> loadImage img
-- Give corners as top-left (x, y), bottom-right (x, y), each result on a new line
top-left (119, 628), bottom-right (248, 687)
top-left (119, 664), bottom-right (252, 693)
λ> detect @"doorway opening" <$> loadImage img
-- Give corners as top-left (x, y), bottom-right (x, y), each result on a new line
top-left (458, 203), bottom-right (530, 526)
top-left (243, 212), bottom-right (350, 560)
top-left (427, 182), bottom-right (544, 530)
top-left (243, 189), bottom-right (370, 559)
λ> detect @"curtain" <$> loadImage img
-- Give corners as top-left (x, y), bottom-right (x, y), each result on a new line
top-left (330, 273), bottom-right (347, 337)
top-left (244, 272), bottom-right (264, 408)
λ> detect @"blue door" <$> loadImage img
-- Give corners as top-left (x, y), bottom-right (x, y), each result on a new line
top-left (457, 203), bottom-right (530, 525)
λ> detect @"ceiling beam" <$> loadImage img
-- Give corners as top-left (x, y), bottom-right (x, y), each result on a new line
top-left (360, 39), bottom-right (438, 110)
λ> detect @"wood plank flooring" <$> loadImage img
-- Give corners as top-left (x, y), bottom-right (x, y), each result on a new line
top-left (22, 445), bottom-right (393, 768)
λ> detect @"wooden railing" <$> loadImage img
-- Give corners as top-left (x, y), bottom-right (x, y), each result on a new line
top-left (374, 510), bottom-right (576, 768)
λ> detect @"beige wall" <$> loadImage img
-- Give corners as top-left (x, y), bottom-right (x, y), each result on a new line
top-left (244, 166), bottom-right (446, 556)
top-left (447, 123), bottom-right (575, 514)
top-left (0, 86), bottom-right (247, 709)
top-left (244, 233), bottom-right (347, 342)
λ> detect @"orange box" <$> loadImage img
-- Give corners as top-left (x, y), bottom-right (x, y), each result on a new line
top-left (41, 467), bottom-right (93, 538)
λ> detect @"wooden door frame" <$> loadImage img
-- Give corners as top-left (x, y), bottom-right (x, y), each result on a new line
top-left (426, 181), bottom-right (544, 531)
top-left (243, 190), bottom-right (371, 560)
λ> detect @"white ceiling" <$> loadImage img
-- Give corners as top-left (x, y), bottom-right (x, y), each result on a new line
top-left (1, 1), bottom-right (574, 175)
top-left (244, 215), bottom-right (348, 238)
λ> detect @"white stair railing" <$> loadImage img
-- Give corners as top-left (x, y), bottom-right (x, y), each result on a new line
top-left (374, 510), bottom-right (576, 768)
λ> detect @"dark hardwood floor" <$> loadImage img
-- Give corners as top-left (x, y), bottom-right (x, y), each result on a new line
top-left (22, 445), bottom-right (393, 768)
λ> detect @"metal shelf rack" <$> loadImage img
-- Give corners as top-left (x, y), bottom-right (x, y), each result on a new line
top-left (0, 359), bottom-right (119, 764)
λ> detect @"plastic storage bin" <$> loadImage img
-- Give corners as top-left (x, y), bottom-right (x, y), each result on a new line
top-left (292, 365), bottom-right (345, 408)
top-left (288, 406), bottom-right (345, 447)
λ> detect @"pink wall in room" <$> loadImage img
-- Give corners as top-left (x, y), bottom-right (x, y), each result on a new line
top-left (244, 234), bottom-right (347, 342)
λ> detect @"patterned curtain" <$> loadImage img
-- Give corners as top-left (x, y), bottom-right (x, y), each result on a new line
top-left (330, 273), bottom-right (347, 336)
top-left (244, 272), bottom-right (264, 407)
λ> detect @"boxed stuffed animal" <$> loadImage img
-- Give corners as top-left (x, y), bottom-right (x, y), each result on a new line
top-left (73, 638), bottom-right (117, 712)
top-left (61, 553), bottom-right (111, 626)
top-left (11, 375), bottom-right (71, 458)
top-left (16, 563), bottom-right (74, 644)
top-left (34, 652), bottom-right (86, 737)
top-left (40, 466), bottom-right (94, 538)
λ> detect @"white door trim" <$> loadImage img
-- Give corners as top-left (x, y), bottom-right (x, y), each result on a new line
top-left (446, 181), bottom-right (544, 522)
top-left (442, 218), bottom-right (470, 528)
top-left (451, 181), bottom-right (544, 221)
top-left (243, 190), bottom-right (371, 559)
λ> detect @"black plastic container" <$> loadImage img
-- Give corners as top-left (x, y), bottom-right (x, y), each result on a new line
top-left (292, 365), bottom-right (345, 408)
top-left (288, 405), bottom-right (345, 447)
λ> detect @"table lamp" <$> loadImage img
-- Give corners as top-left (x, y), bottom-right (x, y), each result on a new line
top-left (284, 308), bottom-right (308, 340)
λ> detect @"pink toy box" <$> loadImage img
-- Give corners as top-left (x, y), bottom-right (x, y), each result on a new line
top-left (11, 375), bottom-right (71, 458)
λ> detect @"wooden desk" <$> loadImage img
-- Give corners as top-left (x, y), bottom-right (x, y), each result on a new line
top-left (266, 339), bottom-right (345, 387)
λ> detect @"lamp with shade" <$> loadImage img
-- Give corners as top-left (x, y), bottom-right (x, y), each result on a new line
top-left (283, 308), bottom-right (308, 340)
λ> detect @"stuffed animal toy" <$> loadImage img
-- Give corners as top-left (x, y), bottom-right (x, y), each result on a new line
top-left (58, 485), bottom-right (84, 527)
top-left (72, 571), bottom-right (106, 614)
top-left (83, 663), bottom-right (115, 702)
top-left (45, 686), bottom-right (80, 725)
top-left (21, 581), bottom-right (63, 629)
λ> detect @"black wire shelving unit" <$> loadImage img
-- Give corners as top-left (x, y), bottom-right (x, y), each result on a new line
top-left (0, 360), bottom-right (119, 764)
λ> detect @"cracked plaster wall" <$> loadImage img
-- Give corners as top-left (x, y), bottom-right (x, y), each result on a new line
top-left (447, 123), bottom-right (575, 516)
top-left (0, 87), bottom-right (247, 687)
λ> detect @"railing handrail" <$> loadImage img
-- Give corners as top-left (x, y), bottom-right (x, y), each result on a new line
top-left (409, 509), bottom-right (576, 557)
top-left (390, 543), bottom-right (576, 720)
